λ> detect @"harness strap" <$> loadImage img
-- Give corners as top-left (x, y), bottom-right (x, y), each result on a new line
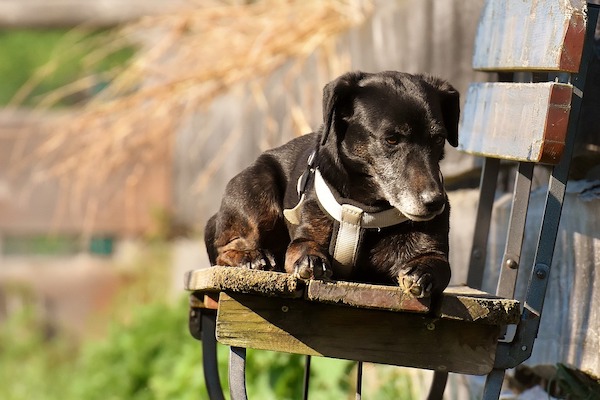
top-left (284, 164), bottom-right (410, 276)
top-left (333, 204), bottom-right (365, 273)
top-left (282, 150), bottom-right (317, 226)
top-left (283, 193), bottom-right (305, 225)
top-left (313, 170), bottom-right (409, 229)
top-left (313, 169), bottom-right (409, 276)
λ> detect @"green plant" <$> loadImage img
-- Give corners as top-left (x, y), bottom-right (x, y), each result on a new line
top-left (0, 293), bottom-right (418, 399)
top-left (69, 297), bottom-right (213, 400)
top-left (0, 29), bottom-right (134, 107)
top-left (0, 303), bottom-right (76, 400)
top-left (0, 238), bottom-right (416, 399)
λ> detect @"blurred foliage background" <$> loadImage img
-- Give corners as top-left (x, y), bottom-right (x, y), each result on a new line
top-left (0, 240), bottom-right (417, 399)
top-left (0, 29), bottom-right (134, 107)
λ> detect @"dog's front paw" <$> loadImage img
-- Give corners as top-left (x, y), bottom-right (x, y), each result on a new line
top-left (217, 249), bottom-right (277, 271)
top-left (285, 240), bottom-right (332, 280)
top-left (293, 254), bottom-right (332, 280)
top-left (399, 268), bottom-right (434, 298)
top-left (398, 256), bottom-right (450, 298)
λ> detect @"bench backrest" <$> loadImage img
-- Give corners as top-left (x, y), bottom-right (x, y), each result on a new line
top-left (457, 0), bottom-right (598, 371)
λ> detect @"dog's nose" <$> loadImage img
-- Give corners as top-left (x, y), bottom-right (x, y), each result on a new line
top-left (420, 191), bottom-right (445, 213)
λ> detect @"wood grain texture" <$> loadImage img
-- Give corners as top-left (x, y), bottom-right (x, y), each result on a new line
top-left (186, 267), bottom-right (520, 324)
top-left (184, 266), bottom-right (303, 298)
top-left (306, 280), bottom-right (430, 313)
top-left (458, 82), bottom-right (573, 164)
top-left (215, 293), bottom-right (501, 375)
top-left (472, 0), bottom-right (586, 72)
top-left (440, 286), bottom-right (521, 325)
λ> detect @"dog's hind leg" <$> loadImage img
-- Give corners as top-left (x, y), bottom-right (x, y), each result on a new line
top-left (204, 214), bottom-right (218, 265)
top-left (212, 208), bottom-right (281, 271)
top-left (209, 161), bottom-right (289, 271)
top-left (216, 236), bottom-right (278, 270)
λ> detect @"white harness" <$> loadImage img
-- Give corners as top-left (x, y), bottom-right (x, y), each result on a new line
top-left (284, 164), bottom-right (408, 277)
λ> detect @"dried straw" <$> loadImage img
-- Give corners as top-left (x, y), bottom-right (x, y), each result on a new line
top-left (25, 0), bottom-right (372, 191)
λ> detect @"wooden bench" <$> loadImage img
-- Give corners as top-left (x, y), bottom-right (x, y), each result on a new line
top-left (185, 1), bottom-right (599, 398)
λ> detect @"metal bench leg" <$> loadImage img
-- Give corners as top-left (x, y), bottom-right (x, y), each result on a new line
top-left (229, 347), bottom-right (249, 400)
top-left (303, 356), bottom-right (311, 400)
top-left (356, 361), bottom-right (363, 400)
top-left (201, 312), bottom-right (225, 400)
top-left (482, 368), bottom-right (505, 400)
top-left (427, 371), bottom-right (448, 400)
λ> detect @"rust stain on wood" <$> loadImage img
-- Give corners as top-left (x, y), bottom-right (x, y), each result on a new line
top-left (306, 280), bottom-right (430, 313)
top-left (459, 82), bottom-right (573, 164)
top-left (540, 83), bottom-right (573, 163)
top-left (186, 268), bottom-right (520, 325)
top-left (203, 294), bottom-right (219, 310)
top-left (559, 11), bottom-right (586, 72)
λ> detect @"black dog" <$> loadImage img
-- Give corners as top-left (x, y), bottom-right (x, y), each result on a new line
top-left (205, 71), bottom-right (458, 297)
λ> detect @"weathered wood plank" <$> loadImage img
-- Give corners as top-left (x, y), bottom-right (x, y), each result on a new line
top-left (186, 267), bottom-right (520, 323)
top-left (189, 292), bottom-right (219, 310)
top-left (216, 293), bottom-right (500, 375)
top-left (473, 0), bottom-right (586, 72)
top-left (184, 266), bottom-right (303, 298)
top-left (306, 280), bottom-right (430, 313)
top-left (458, 82), bottom-right (573, 164)
top-left (440, 286), bottom-right (521, 325)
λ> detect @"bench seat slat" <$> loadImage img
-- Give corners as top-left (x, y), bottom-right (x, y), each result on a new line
top-left (473, 0), bottom-right (586, 72)
top-left (306, 279), bottom-right (429, 313)
top-left (184, 266), bottom-right (303, 298)
top-left (186, 267), bottom-right (520, 325)
top-left (458, 82), bottom-right (573, 164)
top-left (216, 292), bottom-right (501, 375)
top-left (440, 286), bottom-right (521, 325)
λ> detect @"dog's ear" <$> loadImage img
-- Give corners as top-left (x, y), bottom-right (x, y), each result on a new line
top-left (321, 71), bottom-right (365, 146)
top-left (420, 75), bottom-right (460, 147)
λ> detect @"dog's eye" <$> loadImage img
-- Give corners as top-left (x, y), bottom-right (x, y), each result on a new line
top-left (434, 136), bottom-right (445, 146)
top-left (385, 134), bottom-right (400, 145)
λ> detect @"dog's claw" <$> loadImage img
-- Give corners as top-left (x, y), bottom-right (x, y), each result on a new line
top-left (293, 255), bottom-right (331, 280)
top-left (400, 271), bottom-right (433, 298)
top-left (321, 264), bottom-right (333, 280)
top-left (294, 264), bottom-right (312, 279)
top-left (236, 249), bottom-right (277, 271)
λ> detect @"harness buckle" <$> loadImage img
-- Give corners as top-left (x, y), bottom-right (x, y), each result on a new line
top-left (297, 150), bottom-right (317, 196)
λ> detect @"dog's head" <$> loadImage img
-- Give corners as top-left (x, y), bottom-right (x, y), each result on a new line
top-left (319, 71), bottom-right (459, 221)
